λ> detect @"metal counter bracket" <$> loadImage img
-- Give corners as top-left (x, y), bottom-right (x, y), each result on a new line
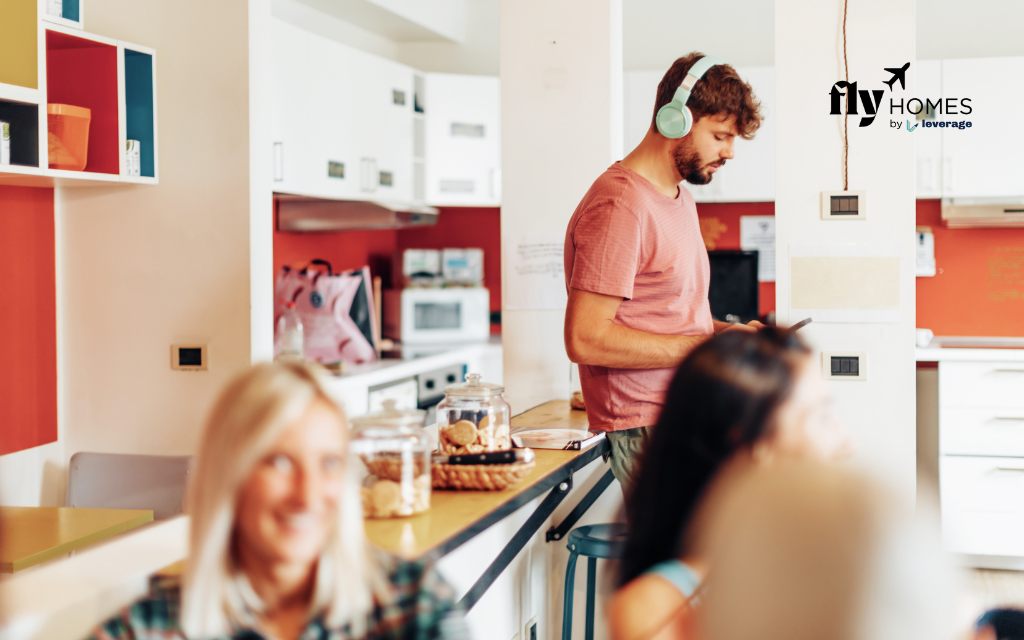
top-left (545, 468), bottom-right (616, 542)
top-left (458, 476), bottom-right (574, 611)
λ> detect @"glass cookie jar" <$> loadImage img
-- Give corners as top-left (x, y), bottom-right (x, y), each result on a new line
top-left (436, 373), bottom-right (511, 455)
top-left (350, 400), bottom-right (431, 519)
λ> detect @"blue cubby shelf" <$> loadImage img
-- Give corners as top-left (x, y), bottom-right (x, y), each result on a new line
top-left (122, 46), bottom-right (157, 182)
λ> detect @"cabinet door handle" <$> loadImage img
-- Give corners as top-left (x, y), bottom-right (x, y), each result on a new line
top-left (995, 467), bottom-right (1024, 473)
top-left (992, 369), bottom-right (1024, 375)
top-left (992, 416), bottom-right (1024, 422)
top-left (273, 142), bottom-right (284, 182)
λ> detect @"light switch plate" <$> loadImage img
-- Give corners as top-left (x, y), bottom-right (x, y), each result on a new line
top-left (822, 351), bottom-right (866, 380)
top-left (821, 190), bottom-right (867, 220)
top-left (171, 344), bottom-right (208, 371)
top-left (526, 616), bottom-right (539, 640)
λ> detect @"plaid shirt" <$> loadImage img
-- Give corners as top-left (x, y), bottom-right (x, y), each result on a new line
top-left (88, 557), bottom-right (468, 640)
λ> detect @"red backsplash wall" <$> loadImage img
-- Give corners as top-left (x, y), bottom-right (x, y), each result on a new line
top-left (275, 199), bottom-right (1024, 337)
top-left (0, 186), bottom-right (57, 455)
top-left (273, 206), bottom-right (502, 313)
top-left (916, 199), bottom-right (1024, 336)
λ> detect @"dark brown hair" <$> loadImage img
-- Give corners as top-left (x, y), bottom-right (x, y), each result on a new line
top-left (651, 52), bottom-right (764, 140)
top-left (619, 327), bottom-right (811, 587)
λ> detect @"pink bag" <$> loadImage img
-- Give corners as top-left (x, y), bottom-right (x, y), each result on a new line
top-left (274, 260), bottom-right (378, 365)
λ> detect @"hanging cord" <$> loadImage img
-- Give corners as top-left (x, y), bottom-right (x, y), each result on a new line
top-left (842, 0), bottom-right (849, 190)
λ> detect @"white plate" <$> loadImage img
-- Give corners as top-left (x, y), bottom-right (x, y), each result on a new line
top-left (511, 428), bottom-right (594, 450)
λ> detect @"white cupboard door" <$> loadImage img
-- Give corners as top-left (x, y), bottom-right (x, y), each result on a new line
top-left (305, 32), bottom-right (359, 200)
top-left (368, 55), bottom-right (414, 203)
top-left (941, 455), bottom-right (1024, 557)
top-left (941, 57), bottom-right (1024, 198)
top-left (915, 60), bottom-right (943, 198)
top-left (938, 361), bottom-right (1024, 410)
top-left (270, 19), bottom-right (309, 195)
top-left (424, 73), bottom-right (501, 207)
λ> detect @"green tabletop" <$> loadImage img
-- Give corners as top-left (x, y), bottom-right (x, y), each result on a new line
top-left (0, 506), bottom-right (154, 572)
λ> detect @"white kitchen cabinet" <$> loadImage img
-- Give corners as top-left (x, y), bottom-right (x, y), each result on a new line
top-left (941, 455), bottom-right (1024, 557)
top-left (423, 73), bottom-right (501, 207)
top-left (915, 59), bottom-right (943, 198)
top-left (270, 19), bottom-right (311, 195)
top-left (271, 18), bottom-right (414, 204)
top-left (623, 66), bottom-right (775, 203)
top-left (940, 57), bottom-right (1024, 199)
top-left (938, 359), bottom-right (1024, 563)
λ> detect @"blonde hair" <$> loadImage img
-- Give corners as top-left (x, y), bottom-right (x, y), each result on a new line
top-left (180, 360), bottom-right (388, 637)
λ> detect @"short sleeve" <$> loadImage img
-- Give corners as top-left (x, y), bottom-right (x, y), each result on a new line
top-left (569, 202), bottom-right (642, 300)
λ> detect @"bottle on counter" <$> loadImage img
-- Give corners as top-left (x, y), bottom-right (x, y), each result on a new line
top-left (277, 300), bottom-right (304, 360)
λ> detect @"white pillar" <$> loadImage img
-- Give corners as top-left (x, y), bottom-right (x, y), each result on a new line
top-left (775, 0), bottom-right (916, 494)
top-left (500, 0), bottom-right (623, 413)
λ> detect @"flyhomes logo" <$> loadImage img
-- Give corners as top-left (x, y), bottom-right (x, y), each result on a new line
top-left (829, 62), bottom-right (973, 130)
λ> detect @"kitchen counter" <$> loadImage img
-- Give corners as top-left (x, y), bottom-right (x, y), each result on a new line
top-left (324, 337), bottom-right (503, 417)
top-left (917, 336), bottom-right (1024, 362)
top-left (364, 400), bottom-right (603, 561)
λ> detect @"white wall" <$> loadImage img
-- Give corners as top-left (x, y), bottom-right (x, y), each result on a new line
top-left (54, 0), bottom-right (255, 481)
top-left (500, 0), bottom-right (623, 414)
top-left (774, 0), bottom-right (917, 495)
top-left (499, 1), bottom-right (624, 638)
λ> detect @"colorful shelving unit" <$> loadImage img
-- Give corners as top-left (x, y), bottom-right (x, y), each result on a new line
top-left (0, 0), bottom-right (157, 187)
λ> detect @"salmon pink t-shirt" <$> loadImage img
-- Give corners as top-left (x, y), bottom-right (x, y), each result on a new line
top-left (564, 163), bottom-right (714, 431)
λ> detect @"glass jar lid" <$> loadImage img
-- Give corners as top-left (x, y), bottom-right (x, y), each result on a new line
top-left (350, 399), bottom-right (426, 429)
top-left (443, 373), bottom-right (504, 398)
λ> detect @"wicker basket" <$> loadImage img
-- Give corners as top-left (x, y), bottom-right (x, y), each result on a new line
top-left (432, 460), bottom-right (535, 491)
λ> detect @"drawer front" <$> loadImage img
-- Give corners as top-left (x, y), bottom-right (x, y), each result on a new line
top-left (941, 455), bottom-right (1024, 556)
top-left (941, 407), bottom-right (1024, 456)
top-left (939, 361), bottom-right (1024, 409)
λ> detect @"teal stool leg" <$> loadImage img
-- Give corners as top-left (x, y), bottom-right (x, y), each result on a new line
top-left (562, 549), bottom-right (579, 640)
top-left (584, 556), bottom-right (597, 640)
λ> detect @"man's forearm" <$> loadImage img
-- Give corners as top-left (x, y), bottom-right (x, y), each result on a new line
top-left (567, 321), bottom-right (707, 369)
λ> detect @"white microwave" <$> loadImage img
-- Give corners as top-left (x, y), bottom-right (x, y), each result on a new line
top-left (383, 288), bottom-right (490, 344)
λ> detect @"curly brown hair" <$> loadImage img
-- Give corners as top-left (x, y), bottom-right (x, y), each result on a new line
top-left (651, 52), bottom-right (764, 140)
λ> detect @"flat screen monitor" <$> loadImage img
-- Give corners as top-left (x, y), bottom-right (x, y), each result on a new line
top-left (708, 250), bottom-right (760, 324)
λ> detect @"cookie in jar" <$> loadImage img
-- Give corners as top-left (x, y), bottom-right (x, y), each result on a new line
top-left (436, 373), bottom-right (511, 455)
top-left (350, 400), bottom-right (431, 519)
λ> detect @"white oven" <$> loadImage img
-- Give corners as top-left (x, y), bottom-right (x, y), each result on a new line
top-left (383, 287), bottom-right (490, 344)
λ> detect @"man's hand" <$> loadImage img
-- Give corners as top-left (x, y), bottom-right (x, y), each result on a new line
top-left (713, 319), bottom-right (765, 335)
top-left (564, 288), bottom-right (706, 369)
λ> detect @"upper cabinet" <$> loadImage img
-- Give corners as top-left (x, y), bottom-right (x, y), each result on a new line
top-left (272, 21), bottom-right (415, 204)
top-left (623, 66), bottom-right (775, 203)
top-left (939, 57), bottom-right (1024, 199)
top-left (915, 60), bottom-right (943, 198)
top-left (423, 73), bottom-right (501, 207)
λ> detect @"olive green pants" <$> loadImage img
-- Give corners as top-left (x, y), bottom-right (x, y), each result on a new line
top-left (604, 426), bottom-right (650, 498)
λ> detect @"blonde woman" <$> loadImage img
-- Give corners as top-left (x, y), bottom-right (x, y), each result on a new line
top-left (88, 360), bottom-right (467, 640)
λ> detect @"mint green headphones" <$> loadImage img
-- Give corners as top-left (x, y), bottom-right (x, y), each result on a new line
top-left (656, 55), bottom-right (726, 139)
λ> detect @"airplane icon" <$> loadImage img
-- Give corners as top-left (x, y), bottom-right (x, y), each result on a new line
top-left (883, 62), bottom-right (910, 91)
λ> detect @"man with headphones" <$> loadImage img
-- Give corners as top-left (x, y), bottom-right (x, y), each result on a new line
top-left (563, 53), bottom-right (765, 494)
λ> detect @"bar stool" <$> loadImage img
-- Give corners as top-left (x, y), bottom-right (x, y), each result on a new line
top-left (561, 523), bottom-right (628, 640)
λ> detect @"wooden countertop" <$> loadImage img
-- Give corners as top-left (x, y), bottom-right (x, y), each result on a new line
top-left (0, 507), bottom-right (154, 573)
top-left (364, 400), bottom-right (606, 560)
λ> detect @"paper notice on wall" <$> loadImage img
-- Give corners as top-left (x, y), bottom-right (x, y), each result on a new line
top-left (740, 216), bottom-right (776, 282)
top-left (504, 235), bottom-right (568, 310)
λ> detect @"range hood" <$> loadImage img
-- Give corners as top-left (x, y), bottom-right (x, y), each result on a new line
top-left (942, 198), bottom-right (1024, 229)
top-left (276, 194), bottom-right (438, 232)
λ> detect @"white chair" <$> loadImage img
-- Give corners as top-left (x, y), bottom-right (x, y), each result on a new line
top-left (66, 452), bottom-right (193, 520)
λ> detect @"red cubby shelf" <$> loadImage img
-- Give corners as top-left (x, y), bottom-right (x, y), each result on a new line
top-left (45, 29), bottom-right (119, 175)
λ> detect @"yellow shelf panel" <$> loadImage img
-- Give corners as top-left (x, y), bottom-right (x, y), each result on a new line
top-left (0, 0), bottom-right (38, 91)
